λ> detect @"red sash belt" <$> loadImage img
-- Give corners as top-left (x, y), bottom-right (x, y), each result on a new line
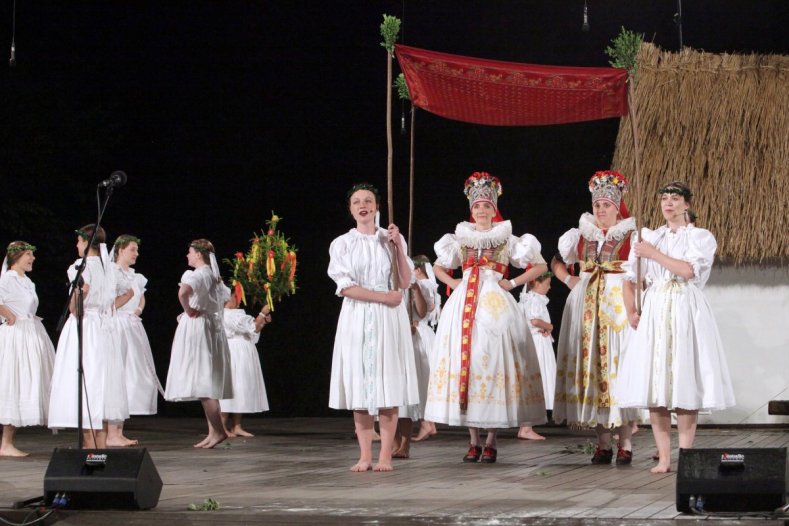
top-left (458, 255), bottom-right (508, 411)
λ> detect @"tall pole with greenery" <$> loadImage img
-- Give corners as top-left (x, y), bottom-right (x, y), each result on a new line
top-left (607, 27), bottom-right (644, 312)
top-left (380, 14), bottom-right (402, 287)
top-left (395, 73), bottom-right (415, 254)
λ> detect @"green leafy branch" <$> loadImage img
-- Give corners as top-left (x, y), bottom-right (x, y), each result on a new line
top-left (380, 14), bottom-right (401, 54)
top-left (395, 73), bottom-right (410, 101)
top-left (187, 498), bottom-right (220, 511)
top-left (605, 26), bottom-right (644, 78)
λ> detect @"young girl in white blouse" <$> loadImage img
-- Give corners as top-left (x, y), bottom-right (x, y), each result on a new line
top-left (107, 235), bottom-right (163, 447)
top-left (219, 294), bottom-right (271, 437)
top-left (164, 239), bottom-right (233, 449)
top-left (517, 271), bottom-right (556, 440)
top-left (328, 183), bottom-right (419, 472)
top-left (618, 181), bottom-right (735, 473)
top-left (0, 241), bottom-right (55, 456)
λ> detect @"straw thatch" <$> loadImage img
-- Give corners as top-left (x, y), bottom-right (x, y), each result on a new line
top-left (612, 43), bottom-right (789, 265)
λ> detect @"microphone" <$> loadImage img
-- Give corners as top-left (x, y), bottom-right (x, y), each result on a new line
top-left (9, 40), bottom-right (15, 68)
top-left (582, 0), bottom-right (590, 32)
top-left (98, 170), bottom-right (127, 188)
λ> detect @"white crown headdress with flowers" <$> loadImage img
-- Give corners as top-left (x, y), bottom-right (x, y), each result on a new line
top-left (588, 170), bottom-right (628, 208)
top-left (463, 172), bottom-right (502, 209)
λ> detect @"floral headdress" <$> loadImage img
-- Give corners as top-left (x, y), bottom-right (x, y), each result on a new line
top-left (6, 242), bottom-right (36, 255)
top-left (588, 170), bottom-right (630, 218)
top-left (114, 235), bottom-right (141, 248)
top-left (75, 228), bottom-right (90, 241)
top-left (463, 172), bottom-right (502, 210)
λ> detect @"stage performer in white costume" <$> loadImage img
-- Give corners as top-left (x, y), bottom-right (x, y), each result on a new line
top-left (617, 181), bottom-right (735, 473)
top-left (0, 241), bottom-right (55, 457)
top-left (327, 182), bottom-right (419, 472)
top-left (425, 172), bottom-right (547, 464)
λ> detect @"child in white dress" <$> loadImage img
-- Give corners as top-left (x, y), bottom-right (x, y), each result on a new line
top-left (164, 239), bottom-right (233, 449)
top-left (618, 181), bottom-right (735, 473)
top-left (219, 294), bottom-right (271, 437)
top-left (48, 224), bottom-right (129, 449)
top-left (412, 255), bottom-right (441, 442)
top-left (0, 241), bottom-right (55, 456)
top-left (517, 271), bottom-right (556, 440)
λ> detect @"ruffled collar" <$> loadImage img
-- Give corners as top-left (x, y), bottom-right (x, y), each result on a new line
top-left (455, 220), bottom-right (511, 249)
top-left (348, 227), bottom-right (385, 241)
top-left (578, 213), bottom-right (635, 243)
top-left (525, 290), bottom-right (549, 306)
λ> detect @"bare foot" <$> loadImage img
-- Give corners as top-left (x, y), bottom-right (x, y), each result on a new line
top-left (650, 462), bottom-right (671, 474)
top-left (413, 427), bottom-right (436, 442)
top-left (373, 461), bottom-right (393, 472)
top-left (0, 445), bottom-right (30, 457)
top-left (199, 432), bottom-right (228, 449)
top-left (392, 439), bottom-right (410, 459)
top-left (350, 461), bottom-right (372, 472)
top-left (231, 427), bottom-right (254, 438)
top-left (631, 422), bottom-right (639, 435)
top-left (517, 429), bottom-right (546, 440)
top-left (371, 431), bottom-right (381, 442)
top-left (106, 436), bottom-right (139, 447)
top-left (193, 435), bottom-right (211, 448)
top-left (224, 429), bottom-right (237, 438)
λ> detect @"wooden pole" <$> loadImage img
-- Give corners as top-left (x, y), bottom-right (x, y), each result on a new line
top-left (407, 107), bottom-right (415, 255)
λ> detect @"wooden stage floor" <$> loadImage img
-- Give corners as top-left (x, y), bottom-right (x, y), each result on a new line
top-left (1, 417), bottom-right (787, 525)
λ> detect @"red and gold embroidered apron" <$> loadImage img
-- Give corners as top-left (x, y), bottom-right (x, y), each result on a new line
top-left (458, 254), bottom-right (508, 411)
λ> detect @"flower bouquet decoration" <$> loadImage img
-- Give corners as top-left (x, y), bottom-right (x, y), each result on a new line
top-left (225, 212), bottom-right (298, 312)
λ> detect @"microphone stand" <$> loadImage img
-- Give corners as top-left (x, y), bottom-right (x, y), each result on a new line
top-left (56, 183), bottom-right (117, 449)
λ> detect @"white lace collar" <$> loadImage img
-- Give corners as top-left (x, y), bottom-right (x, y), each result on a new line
top-left (455, 220), bottom-right (511, 249)
top-left (578, 213), bottom-right (635, 244)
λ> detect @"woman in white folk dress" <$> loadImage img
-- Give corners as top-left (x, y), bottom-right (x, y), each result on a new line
top-left (48, 224), bottom-right (129, 449)
top-left (164, 239), bottom-right (233, 449)
top-left (0, 241), bottom-right (55, 456)
top-left (425, 172), bottom-right (548, 464)
top-left (551, 171), bottom-right (640, 466)
top-left (516, 271), bottom-right (556, 441)
top-left (219, 293), bottom-right (271, 437)
top-left (618, 181), bottom-right (735, 473)
top-left (328, 182), bottom-right (419, 472)
top-left (107, 235), bottom-right (164, 447)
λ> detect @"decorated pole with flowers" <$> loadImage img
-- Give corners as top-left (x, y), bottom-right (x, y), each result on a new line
top-left (225, 212), bottom-right (298, 313)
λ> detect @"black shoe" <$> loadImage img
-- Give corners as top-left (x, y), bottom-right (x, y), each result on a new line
top-left (463, 444), bottom-right (482, 462)
top-left (591, 447), bottom-right (613, 464)
top-left (616, 447), bottom-right (633, 465)
top-left (480, 446), bottom-right (497, 464)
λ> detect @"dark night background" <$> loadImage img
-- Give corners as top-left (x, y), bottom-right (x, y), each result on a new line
top-left (1, 1), bottom-right (787, 417)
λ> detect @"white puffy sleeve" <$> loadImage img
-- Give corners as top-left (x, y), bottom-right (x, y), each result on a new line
top-left (434, 234), bottom-right (460, 270)
top-left (622, 230), bottom-right (643, 282)
top-left (684, 227), bottom-right (717, 288)
top-left (327, 235), bottom-right (356, 296)
top-left (0, 275), bottom-right (11, 305)
top-left (67, 259), bottom-right (91, 289)
top-left (180, 269), bottom-right (204, 297)
top-left (557, 228), bottom-right (580, 265)
top-left (509, 234), bottom-right (546, 269)
top-left (223, 309), bottom-right (259, 342)
top-left (135, 273), bottom-right (148, 294)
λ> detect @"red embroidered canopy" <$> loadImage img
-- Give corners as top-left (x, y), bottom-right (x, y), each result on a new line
top-left (395, 44), bottom-right (628, 126)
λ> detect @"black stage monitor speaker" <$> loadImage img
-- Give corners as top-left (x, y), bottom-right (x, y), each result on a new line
top-left (676, 447), bottom-right (788, 513)
top-left (44, 448), bottom-right (162, 510)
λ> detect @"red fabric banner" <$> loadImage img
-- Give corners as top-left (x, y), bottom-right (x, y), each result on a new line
top-left (395, 44), bottom-right (628, 126)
